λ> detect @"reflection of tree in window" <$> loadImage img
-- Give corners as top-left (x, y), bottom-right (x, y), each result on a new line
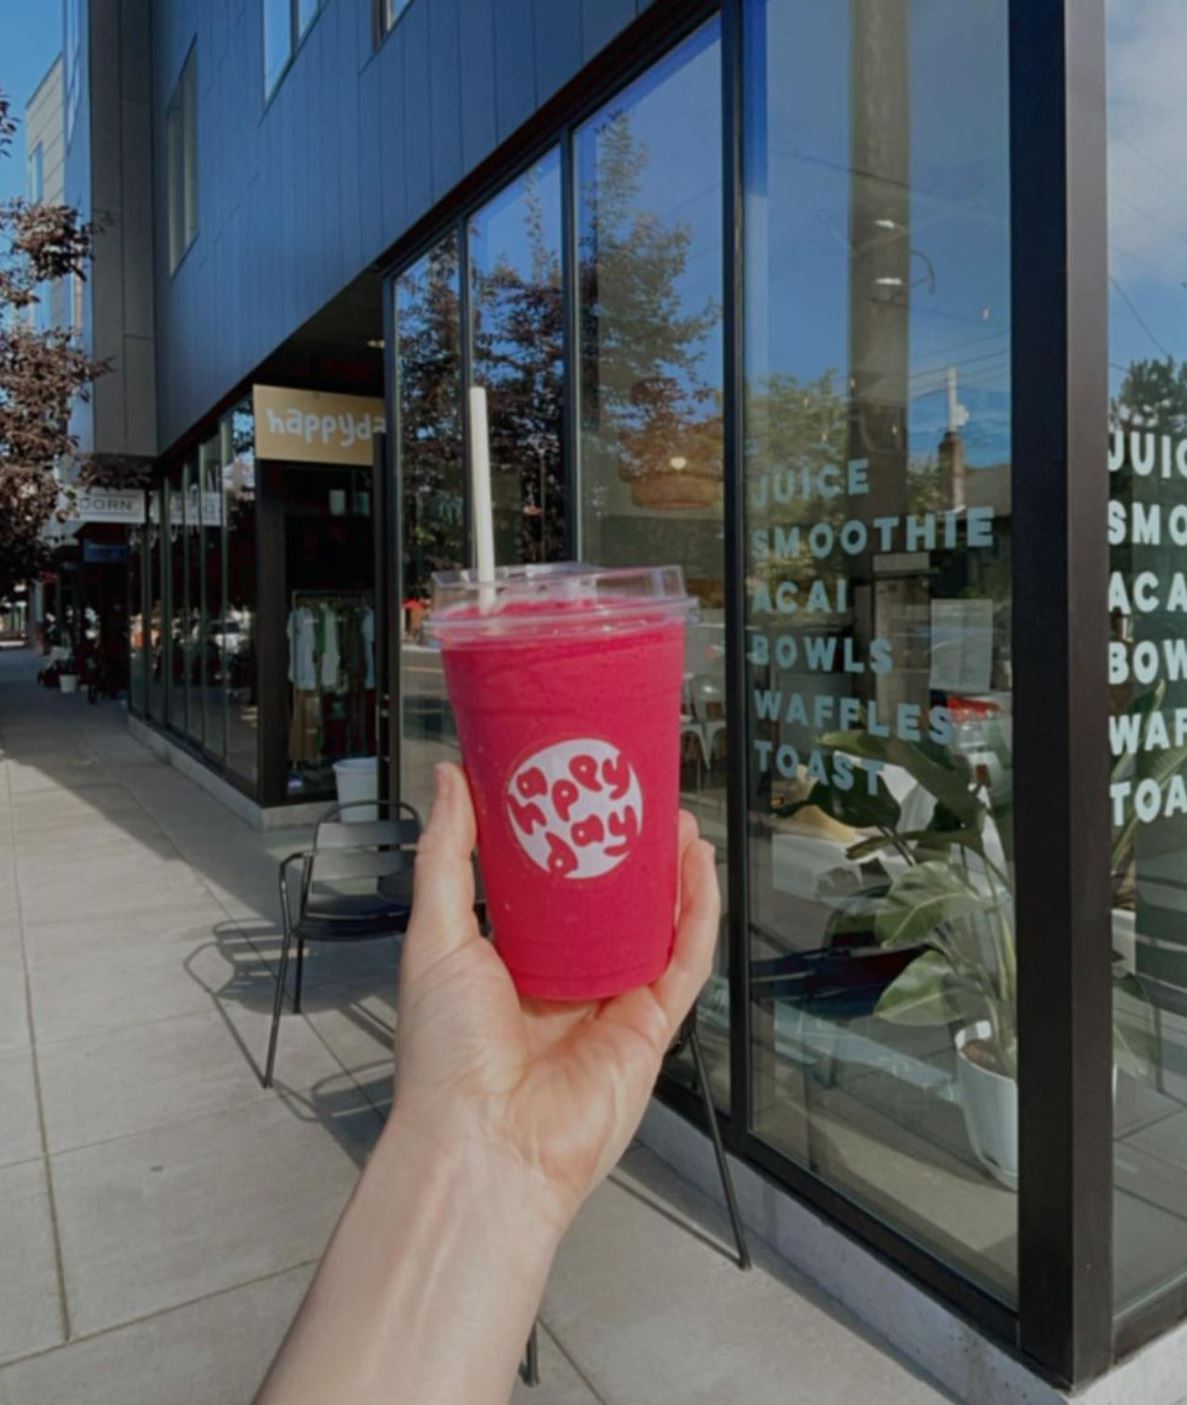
top-left (397, 237), bottom-right (463, 600)
top-left (471, 164), bottom-right (565, 565)
top-left (579, 111), bottom-right (721, 516)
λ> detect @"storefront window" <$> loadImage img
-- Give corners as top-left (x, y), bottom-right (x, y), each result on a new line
top-left (576, 19), bottom-right (730, 1102)
top-left (278, 464), bottom-right (376, 798)
top-left (166, 465), bottom-right (187, 734)
top-left (224, 402), bottom-right (258, 785)
top-left (148, 491), bottom-right (165, 722)
top-left (201, 433), bottom-right (226, 760)
top-left (179, 458), bottom-right (200, 747)
top-left (396, 232), bottom-right (464, 819)
top-left (743, 0), bottom-right (1014, 1301)
top-left (469, 148), bottom-right (566, 565)
top-left (1107, 0), bottom-right (1187, 1318)
top-left (128, 520), bottom-right (145, 715)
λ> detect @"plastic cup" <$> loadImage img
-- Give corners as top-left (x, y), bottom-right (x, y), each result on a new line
top-left (428, 563), bottom-right (696, 1001)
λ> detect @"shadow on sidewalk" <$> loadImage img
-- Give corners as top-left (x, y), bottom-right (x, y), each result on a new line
top-left (1, 647), bottom-right (398, 1168)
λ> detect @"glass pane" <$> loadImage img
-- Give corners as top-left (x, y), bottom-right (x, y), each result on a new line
top-left (396, 233), bottom-right (463, 820)
top-left (148, 491), bottom-right (165, 722)
top-left (469, 147), bottom-right (566, 565)
top-left (128, 522), bottom-right (145, 714)
top-left (183, 51), bottom-right (198, 246)
top-left (297, 0), bottom-right (318, 37)
top-left (384, 0), bottom-right (410, 33)
top-left (184, 458), bottom-right (204, 747)
top-left (225, 403), bottom-right (258, 785)
top-left (743, 0), bottom-right (1014, 1301)
top-left (263, 0), bottom-right (292, 96)
top-left (167, 465), bottom-right (187, 734)
top-left (201, 434), bottom-right (225, 760)
top-left (279, 465), bottom-right (375, 799)
top-left (576, 20), bottom-right (729, 1104)
top-left (166, 98), bottom-right (183, 270)
top-left (1107, 0), bottom-right (1187, 1318)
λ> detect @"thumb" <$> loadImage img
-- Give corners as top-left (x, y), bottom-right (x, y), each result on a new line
top-left (405, 763), bottom-right (479, 968)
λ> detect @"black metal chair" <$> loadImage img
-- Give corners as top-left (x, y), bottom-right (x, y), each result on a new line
top-left (263, 799), bottom-right (421, 1089)
top-left (518, 1008), bottom-right (751, 1389)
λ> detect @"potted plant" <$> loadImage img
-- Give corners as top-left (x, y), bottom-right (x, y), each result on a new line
top-left (780, 717), bottom-right (1160, 1191)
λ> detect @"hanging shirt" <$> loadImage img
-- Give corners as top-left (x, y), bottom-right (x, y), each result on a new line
top-left (362, 605), bottom-right (375, 688)
top-left (320, 603), bottom-right (341, 692)
top-left (288, 608), bottom-right (317, 690)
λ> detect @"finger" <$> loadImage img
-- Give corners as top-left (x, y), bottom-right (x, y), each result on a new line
top-left (674, 811), bottom-right (698, 923)
top-left (651, 837), bottom-right (720, 1038)
top-left (406, 764), bottom-right (478, 962)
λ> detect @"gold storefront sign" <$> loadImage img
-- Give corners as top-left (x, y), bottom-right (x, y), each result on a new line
top-left (252, 385), bottom-right (385, 467)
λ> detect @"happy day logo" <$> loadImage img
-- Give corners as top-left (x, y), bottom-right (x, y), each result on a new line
top-left (506, 738), bottom-right (644, 880)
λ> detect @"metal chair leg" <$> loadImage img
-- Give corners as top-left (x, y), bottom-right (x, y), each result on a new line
top-left (688, 1023), bottom-right (751, 1270)
top-left (293, 934), bottom-right (305, 1014)
top-left (263, 925), bottom-right (294, 1089)
top-left (519, 1320), bottom-right (540, 1387)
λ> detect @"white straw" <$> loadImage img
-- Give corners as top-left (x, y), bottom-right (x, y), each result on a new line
top-left (468, 386), bottom-right (496, 613)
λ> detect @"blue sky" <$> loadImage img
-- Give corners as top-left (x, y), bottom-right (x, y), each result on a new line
top-left (0, 1), bottom-right (63, 205)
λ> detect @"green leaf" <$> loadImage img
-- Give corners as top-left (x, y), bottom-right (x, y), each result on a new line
top-left (874, 951), bottom-right (985, 1027)
top-left (873, 860), bottom-right (995, 950)
top-left (819, 730), bottom-right (980, 824)
top-left (845, 825), bottom-right (983, 864)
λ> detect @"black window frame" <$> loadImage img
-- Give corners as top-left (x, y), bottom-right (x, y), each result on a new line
top-left (135, 397), bottom-right (262, 802)
top-left (370, 0), bottom-right (1151, 1388)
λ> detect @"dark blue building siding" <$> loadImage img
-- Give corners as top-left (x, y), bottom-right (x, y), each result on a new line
top-left (151, 0), bottom-right (659, 449)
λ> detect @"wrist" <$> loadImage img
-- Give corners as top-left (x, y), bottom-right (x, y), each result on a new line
top-left (259, 1109), bottom-right (560, 1404)
top-left (373, 1105), bottom-right (571, 1252)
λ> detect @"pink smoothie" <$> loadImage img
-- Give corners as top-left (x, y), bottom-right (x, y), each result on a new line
top-left (438, 602), bottom-right (687, 1000)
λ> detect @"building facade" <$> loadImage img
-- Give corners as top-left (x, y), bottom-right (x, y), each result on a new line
top-left (69, 0), bottom-right (1187, 1396)
top-left (24, 57), bottom-right (67, 335)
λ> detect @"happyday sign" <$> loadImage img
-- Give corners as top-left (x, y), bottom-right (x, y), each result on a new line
top-left (252, 385), bottom-right (385, 467)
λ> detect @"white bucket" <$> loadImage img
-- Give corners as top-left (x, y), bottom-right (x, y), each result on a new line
top-left (333, 757), bottom-right (378, 822)
top-left (59, 673), bottom-right (80, 696)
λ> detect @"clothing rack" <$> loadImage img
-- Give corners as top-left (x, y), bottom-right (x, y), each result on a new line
top-left (287, 593), bottom-right (377, 766)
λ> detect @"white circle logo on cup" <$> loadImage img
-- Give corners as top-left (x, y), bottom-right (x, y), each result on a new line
top-left (506, 738), bottom-right (644, 880)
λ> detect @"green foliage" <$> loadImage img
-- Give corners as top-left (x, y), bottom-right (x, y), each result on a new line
top-left (872, 861), bottom-right (995, 951)
top-left (797, 724), bottom-right (1156, 1083)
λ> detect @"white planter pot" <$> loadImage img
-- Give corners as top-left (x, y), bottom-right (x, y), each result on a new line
top-left (955, 1025), bottom-right (1121, 1193)
top-left (955, 1021), bottom-right (1018, 1191)
top-left (58, 673), bottom-right (79, 696)
top-left (333, 757), bottom-right (378, 822)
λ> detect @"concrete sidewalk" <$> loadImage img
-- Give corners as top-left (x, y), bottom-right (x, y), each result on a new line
top-left (0, 646), bottom-right (957, 1405)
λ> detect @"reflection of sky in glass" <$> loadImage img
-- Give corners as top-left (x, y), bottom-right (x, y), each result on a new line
top-left (1107, 0), bottom-right (1187, 399)
top-left (469, 146), bottom-right (561, 374)
top-left (746, 0), bottom-right (1010, 467)
top-left (576, 18), bottom-right (724, 390)
top-left (469, 147), bottom-right (561, 285)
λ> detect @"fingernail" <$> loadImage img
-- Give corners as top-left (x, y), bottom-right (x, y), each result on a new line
top-left (434, 763), bottom-right (449, 801)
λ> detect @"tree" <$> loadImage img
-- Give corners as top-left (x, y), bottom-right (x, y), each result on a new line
top-left (577, 109), bottom-right (721, 509)
top-left (471, 165), bottom-right (565, 565)
top-left (395, 236), bottom-right (465, 598)
top-left (0, 85), bottom-right (105, 600)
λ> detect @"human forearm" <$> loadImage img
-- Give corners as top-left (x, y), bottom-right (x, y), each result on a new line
top-left (255, 1114), bottom-right (561, 1405)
